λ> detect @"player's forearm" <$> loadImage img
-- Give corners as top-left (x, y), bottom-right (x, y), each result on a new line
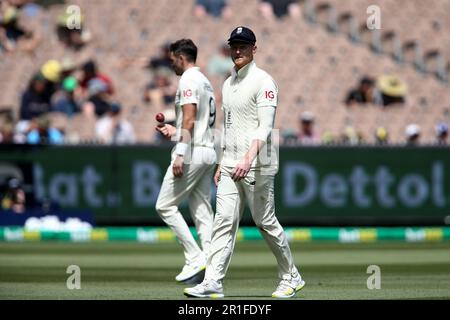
top-left (254, 106), bottom-right (275, 141)
top-left (216, 148), bottom-right (225, 168)
top-left (175, 119), bottom-right (194, 157)
top-left (179, 117), bottom-right (195, 144)
top-left (243, 106), bottom-right (276, 164)
top-left (243, 140), bottom-right (264, 164)
top-left (178, 103), bottom-right (197, 145)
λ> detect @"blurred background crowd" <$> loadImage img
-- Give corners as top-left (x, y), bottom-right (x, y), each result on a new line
top-left (1, 0), bottom-right (449, 146)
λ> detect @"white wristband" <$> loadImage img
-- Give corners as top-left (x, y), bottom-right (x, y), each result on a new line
top-left (175, 143), bottom-right (188, 156)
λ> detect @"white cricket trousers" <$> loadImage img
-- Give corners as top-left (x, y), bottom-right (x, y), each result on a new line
top-left (205, 166), bottom-right (298, 282)
top-left (156, 146), bottom-right (216, 264)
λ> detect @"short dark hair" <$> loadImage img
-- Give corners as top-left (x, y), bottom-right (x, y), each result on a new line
top-left (360, 76), bottom-right (374, 86)
top-left (82, 60), bottom-right (97, 74)
top-left (169, 39), bottom-right (197, 63)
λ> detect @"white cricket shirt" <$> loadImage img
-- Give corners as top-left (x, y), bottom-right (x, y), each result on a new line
top-left (174, 67), bottom-right (216, 149)
top-left (221, 61), bottom-right (278, 168)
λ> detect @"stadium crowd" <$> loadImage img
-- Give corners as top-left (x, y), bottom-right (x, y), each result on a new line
top-left (1, 0), bottom-right (449, 146)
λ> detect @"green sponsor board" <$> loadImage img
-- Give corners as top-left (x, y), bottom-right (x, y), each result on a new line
top-left (279, 147), bottom-right (450, 219)
top-left (1, 227), bottom-right (450, 243)
top-left (1, 146), bottom-right (449, 223)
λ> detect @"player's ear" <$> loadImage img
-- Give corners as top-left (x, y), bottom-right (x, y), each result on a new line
top-left (181, 54), bottom-right (190, 67)
top-left (253, 45), bottom-right (257, 54)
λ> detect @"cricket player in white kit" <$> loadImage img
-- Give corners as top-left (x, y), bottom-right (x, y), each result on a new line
top-left (184, 27), bottom-right (305, 299)
top-left (155, 39), bottom-right (217, 283)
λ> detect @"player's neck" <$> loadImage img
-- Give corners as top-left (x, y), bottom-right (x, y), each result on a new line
top-left (183, 63), bottom-right (197, 73)
top-left (234, 60), bottom-right (254, 76)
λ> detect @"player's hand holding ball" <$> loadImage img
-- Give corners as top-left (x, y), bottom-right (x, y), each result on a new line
top-left (155, 113), bottom-right (176, 139)
top-left (155, 112), bottom-right (165, 123)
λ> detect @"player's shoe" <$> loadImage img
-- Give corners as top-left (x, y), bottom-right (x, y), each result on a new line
top-left (184, 279), bottom-right (224, 298)
top-left (271, 272), bottom-right (305, 298)
top-left (175, 257), bottom-right (207, 282)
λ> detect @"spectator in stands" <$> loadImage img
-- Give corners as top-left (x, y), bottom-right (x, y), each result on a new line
top-left (259, 0), bottom-right (301, 20)
top-left (26, 115), bottom-right (64, 145)
top-left (143, 68), bottom-right (176, 106)
top-left (435, 122), bottom-right (448, 145)
top-left (20, 60), bottom-right (63, 120)
top-left (1, 177), bottom-right (26, 214)
top-left (281, 128), bottom-right (298, 146)
top-left (87, 78), bottom-right (112, 117)
top-left (377, 75), bottom-right (407, 106)
top-left (345, 76), bottom-right (382, 106)
top-left (41, 59), bottom-right (63, 94)
top-left (80, 99), bottom-right (97, 118)
top-left (51, 76), bottom-right (80, 117)
top-left (405, 123), bottom-right (420, 146)
top-left (375, 126), bottom-right (389, 145)
top-left (0, 2), bottom-right (41, 54)
top-left (79, 60), bottom-right (114, 96)
top-left (0, 3), bottom-right (20, 52)
top-left (194, 0), bottom-right (232, 20)
top-left (297, 111), bottom-right (319, 145)
top-left (20, 72), bottom-right (52, 120)
top-left (96, 102), bottom-right (136, 145)
top-left (207, 43), bottom-right (233, 79)
top-left (56, 11), bottom-right (91, 50)
top-left (0, 108), bottom-right (14, 142)
top-left (41, 59), bottom-right (62, 84)
top-left (0, 122), bottom-right (14, 144)
top-left (13, 119), bottom-right (29, 144)
top-left (321, 131), bottom-right (335, 145)
top-left (340, 126), bottom-right (364, 145)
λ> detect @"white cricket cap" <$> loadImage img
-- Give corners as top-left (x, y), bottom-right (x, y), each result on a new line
top-left (406, 124), bottom-right (420, 137)
top-left (301, 111), bottom-right (315, 122)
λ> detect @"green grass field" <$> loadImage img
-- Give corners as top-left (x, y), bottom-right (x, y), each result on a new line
top-left (1, 241), bottom-right (449, 300)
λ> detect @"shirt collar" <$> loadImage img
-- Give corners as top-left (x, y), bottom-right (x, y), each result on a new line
top-left (231, 61), bottom-right (256, 80)
top-left (183, 66), bottom-right (200, 75)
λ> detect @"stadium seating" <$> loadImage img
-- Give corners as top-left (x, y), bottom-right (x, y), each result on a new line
top-left (1, 0), bottom-right (449, 144)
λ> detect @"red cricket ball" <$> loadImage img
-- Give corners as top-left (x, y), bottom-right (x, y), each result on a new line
top-left (155, 112), bottom-right (165, 123)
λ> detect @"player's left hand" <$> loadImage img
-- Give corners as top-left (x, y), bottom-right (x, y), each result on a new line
top-left (156, 124), bottom-right (176, 139)
top-left (231, 160), bottom-right (251, 181)
top-left (172, 155), bottom-right (184, 178)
